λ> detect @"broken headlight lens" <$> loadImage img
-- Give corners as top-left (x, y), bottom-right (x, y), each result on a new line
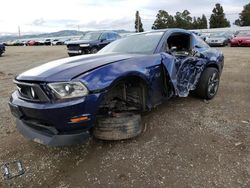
top-left (48, 82), bottom-right (88, 99)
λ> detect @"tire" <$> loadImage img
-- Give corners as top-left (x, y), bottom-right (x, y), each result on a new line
top-left (94, 113), bottom-right (142, 140)
top-left (194, 67), bottom-right (220, 100)
top-left (90, 47), bottom-right (98, 54)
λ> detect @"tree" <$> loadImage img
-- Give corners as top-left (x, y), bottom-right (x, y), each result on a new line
top-left (152, 10), bottom-right (175, 29)
top-left (192, 14), bottom-right (207, 29)
top-left (174, 10), bottom-right (193, 29)
top-left (234, 3), bottom-right (250, 26)
top-left (135, 11), bottom-right (144, 32)
top-left (201, 14), bottom-right (208, 29)
top-left (209, 3), bottom-right (230, 28)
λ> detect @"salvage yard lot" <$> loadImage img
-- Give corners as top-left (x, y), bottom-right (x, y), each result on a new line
top-left (0, 46), bottom-right (250, 187)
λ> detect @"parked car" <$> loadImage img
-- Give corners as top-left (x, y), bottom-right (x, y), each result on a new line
top-left (9, 29), bottom-right (224, 146)
top-left (206, 32), bottom-right (232, 47)
top-left (27, 40), bottom-right (40, 46)
top-left (44, 39), bottom-right (52, 45)
top-left (230, 32), bottom-right (250, 47)
top-left (51, 39), bottom-right (66, 45)
top-left (0, 43), bottom-right (5, 56)
top-left (200, 33), bottom-right (211, 41)
top-left (66, 31), bottom-right (120, 56)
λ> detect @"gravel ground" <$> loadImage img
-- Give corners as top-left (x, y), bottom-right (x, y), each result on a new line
top-left (0, 46), bottom-right (250, 188)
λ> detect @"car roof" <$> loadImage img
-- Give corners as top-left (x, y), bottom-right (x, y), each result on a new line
top-left (126, 29), bottom-right (192, 37)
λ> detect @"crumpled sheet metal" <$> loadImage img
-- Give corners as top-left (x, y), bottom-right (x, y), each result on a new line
top-left (176, 57), bottom-right (206, 97)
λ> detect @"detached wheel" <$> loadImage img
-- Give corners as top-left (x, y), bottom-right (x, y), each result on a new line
top-left (195, 67), bottom-right (220, 100)
top-left (94, 113), bottom-right (142, 140)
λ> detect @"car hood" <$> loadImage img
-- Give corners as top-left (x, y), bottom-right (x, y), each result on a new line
top-left (232, 37), bottom-right (250, 41)
top-left (16, 53), bottom-right (137, 82)
top-left (66, 40), bottom-right (97, 45)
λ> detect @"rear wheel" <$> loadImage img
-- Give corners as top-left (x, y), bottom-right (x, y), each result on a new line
top-left (195, 67), bottom-right (220, 100)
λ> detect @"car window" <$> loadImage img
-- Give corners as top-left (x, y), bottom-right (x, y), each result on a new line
top-left (81, 32), bottom-right (102, 40)
top-left (107, 33), bottom-right (116, 40)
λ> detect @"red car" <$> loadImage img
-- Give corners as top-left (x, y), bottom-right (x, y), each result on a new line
top-left (230, 32), bottom-right (250, 47)
top-left (27, 40), bottom-right (39, 46)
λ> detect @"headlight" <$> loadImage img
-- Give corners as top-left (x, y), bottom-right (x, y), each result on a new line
top-left (48, 82), bottom-right (88, 99)
top-left (80, 44), bottom-right (90, 47)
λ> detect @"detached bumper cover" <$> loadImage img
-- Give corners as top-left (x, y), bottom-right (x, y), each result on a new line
top-left (16, 119), bottom-right (90, 146)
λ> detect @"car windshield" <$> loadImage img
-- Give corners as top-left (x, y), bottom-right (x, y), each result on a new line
top-left (81, 32), bottom-right (102, 40)
top-left (237, 32), bottom-right (250, 37)
top-left (98, 32), bottom-right (164, 54)
top-left (210, 33), bottom-right (226, 38)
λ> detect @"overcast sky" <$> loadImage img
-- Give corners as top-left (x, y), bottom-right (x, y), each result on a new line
top-left (0, 0), bottom-right (249, 34)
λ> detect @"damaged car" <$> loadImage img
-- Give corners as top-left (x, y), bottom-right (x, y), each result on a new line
top-left (9, 29), bottom-right (224, 146)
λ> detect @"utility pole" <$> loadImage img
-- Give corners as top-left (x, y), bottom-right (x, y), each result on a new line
top-left (18, 26), bottom-right (21, 38)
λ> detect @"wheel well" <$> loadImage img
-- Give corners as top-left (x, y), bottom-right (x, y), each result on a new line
top-left (206, 63), bottom-right (219, 71)
top-left (98, 76), bottom-right (148, 115)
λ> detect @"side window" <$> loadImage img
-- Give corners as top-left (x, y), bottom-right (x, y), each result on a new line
top-left (107, 33), bottom-right (116, 40)
top-left (193, 35), bottom-right (209, 48)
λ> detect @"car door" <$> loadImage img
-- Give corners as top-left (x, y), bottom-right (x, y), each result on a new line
top-left (99, 33), bottom-right (111, 49)
top-left (161, 32), bottom-right (208, 97)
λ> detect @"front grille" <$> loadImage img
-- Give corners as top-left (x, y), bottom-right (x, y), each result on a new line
top-left (15, 81), bottom-right (50, 103)
top-left (67, 44), bottom-right (80, 50)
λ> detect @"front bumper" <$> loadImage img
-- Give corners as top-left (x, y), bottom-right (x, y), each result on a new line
top-left (9, 91), bottom-right (103, 146)
top-left (207, 42), bottom-right (225, 47)
top-left (67, 50), bottom-right (83, 55)
top-left (230, 41), bottom-right (250, 47)
top-left (16, 119), bottom-right (90, 146)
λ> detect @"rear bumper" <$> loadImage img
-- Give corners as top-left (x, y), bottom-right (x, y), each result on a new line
top-left (16, 119), bottom-right (90, 146)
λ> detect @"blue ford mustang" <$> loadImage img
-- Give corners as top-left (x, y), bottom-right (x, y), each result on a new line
top-left (9, 29), bottom-right (224, 146)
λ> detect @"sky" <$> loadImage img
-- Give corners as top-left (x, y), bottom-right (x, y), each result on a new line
top-left (0, 0), bottom-right (249, 35)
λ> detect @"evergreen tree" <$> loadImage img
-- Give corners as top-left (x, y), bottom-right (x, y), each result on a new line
top-left (135, 11), bottom-right (144, 32)
top-left (201, 14), bottom-right (208, 29)
top-left (209, 3), bottom-right (230, 28)
top-left (152, 10), bottom-right (175, 29)
top-left (174, 10), bottom-right (193, 29)
top-left (234, 3), bottom-right (250, 26)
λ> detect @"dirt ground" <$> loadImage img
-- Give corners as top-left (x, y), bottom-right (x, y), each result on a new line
top-left (0, 46), bottom-right (250, 188)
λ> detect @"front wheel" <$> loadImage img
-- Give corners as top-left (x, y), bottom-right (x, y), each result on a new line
top-left (90, 47), bottom-right (98, 54)
top-left (195, 67), bottom-right (220, 100)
